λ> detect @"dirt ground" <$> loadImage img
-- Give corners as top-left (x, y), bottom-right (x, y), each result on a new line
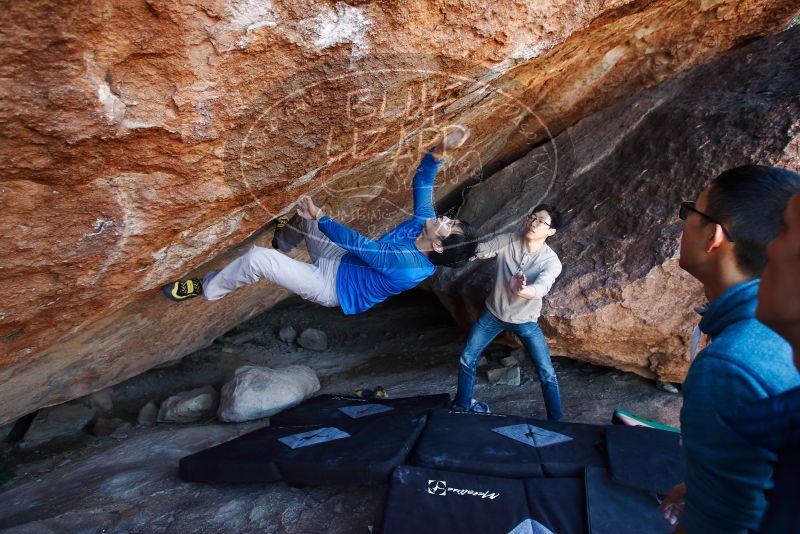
top-left (0, 291), bottom-right (682, 533)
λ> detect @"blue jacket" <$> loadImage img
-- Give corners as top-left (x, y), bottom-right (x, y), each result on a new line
top-left (681, 279), bottom-right (800, 533)
top-left (720, 385), bottom-right (800, 534)
top-left (317, 153), bottom-right (440, 314)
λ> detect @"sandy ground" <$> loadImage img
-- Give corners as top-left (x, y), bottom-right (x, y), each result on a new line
top-left (0, 291), bottom-right (682, 533)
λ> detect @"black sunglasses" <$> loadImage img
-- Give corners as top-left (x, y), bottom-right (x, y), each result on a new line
top-left (679, 201), bottom-right (735, 242)
top-left (526, 213), bottom-right (553, 228)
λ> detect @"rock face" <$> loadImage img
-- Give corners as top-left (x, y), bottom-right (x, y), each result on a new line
top-left (432, 26), bottom-right (800, 382)
top-left (0, 1), bottom-right (798, 425)
top-left (217, 365), bottom-right (320, 423)
top-left (157, 386), bottom-right (219, 424)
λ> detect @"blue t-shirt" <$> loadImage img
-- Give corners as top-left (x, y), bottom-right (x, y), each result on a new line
top-left (317, 153), bottom-right (442, 314)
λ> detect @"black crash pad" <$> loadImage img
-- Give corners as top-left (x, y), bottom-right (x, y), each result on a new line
top-left (411, 410), bottom-right (606, 478)
top-left (525, 476), bottom-right (588, 533)
top-left (269, 393), bottom-right (451, 427)
top-left (585, 467), bottom-right (671, 534)
top-left (605, 425), bottom-right (684, 495)
top-left (179, 411), bottom-right (426, 487)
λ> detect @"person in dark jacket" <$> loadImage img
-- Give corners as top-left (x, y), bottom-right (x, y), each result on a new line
top-left (720, 191), bottom-right (800, 533)
top-left (660, 166), bottom-right (800, 533)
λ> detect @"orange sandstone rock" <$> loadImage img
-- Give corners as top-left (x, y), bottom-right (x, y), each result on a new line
top-left (0, 0), bottom-right (797, 424)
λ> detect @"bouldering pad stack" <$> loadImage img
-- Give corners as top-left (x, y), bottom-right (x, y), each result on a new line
top-left (179, 393), bottom-right (682, 533)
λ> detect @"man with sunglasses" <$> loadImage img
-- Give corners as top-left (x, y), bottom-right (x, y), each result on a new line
top-left (660, 166), bottom-right (800, 533)
top-left (453, 204), bottom-right (564, 420)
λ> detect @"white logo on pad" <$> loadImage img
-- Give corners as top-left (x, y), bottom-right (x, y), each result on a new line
top-left (426, 479), bottom-right (500, 499)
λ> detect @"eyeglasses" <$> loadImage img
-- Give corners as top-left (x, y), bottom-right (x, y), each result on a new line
top-left (679, 201), bottom-right (735, 242)
top-left (527, 214), bottom-right (552, 228)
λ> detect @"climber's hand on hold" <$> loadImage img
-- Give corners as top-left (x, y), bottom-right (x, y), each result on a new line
top-left (297, 196), bottom-right (324, 221)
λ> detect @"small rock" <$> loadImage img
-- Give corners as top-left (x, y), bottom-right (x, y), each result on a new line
top-left (487, 366), bottom-right (522, 386)
top-left (278, 325), bottom-right (297, 344)
top-left (88, 389), bottom-right (113, 413)
top-left (656, 381), bottom-right (679, 394)
top-left (221, 346), bottom-right (236, 354)
top-left (510, 348), bottom-right (526, 362)
top-left (500, 355), bottom-right (518, 367)
top-left (157, 386), bottom-right (219, 424)
top-left (91, 417), bottom-right (127, 437)
top-left (137, 401), bottom-right (158, 427)
top-left (333, 502), bottom-right (344, 514)
top-left (218, 365), bottom-right (320, 423)
top-left (476, 356), bottom-right (490, 369)
top-left (110, 422), bottom-right (132, 439)
top-left (21, 403), bottom-right (96, 447)
top-left (230, 331), bottom-right (259, 345)
top-left (298, 328), bottom-right (328, 351)
top-left (33, 457), bottom-right (57, 474)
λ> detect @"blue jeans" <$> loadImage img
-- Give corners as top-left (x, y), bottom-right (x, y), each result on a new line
top-left (454, 308), bottom-right (563, 421)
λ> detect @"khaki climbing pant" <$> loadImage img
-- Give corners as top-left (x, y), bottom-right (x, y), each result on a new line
top-left (203, 218), bottom-right (344, 307)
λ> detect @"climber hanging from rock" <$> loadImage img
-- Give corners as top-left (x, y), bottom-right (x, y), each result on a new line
top-left (162, 125), bottom-right (478, 314)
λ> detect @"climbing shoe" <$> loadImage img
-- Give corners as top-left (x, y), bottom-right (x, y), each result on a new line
top-left (354, 386), bottom-right (389, 399)
top-left (272, 213), bottom-right (305, 252)
top-left (162, 278), bottom-right (203, 302)
top-left (469, 400), bottom-right (491, 414)
top-left (449, 398), bottom-right (491, 414)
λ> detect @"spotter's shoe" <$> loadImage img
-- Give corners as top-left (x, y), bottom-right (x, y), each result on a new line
top-left (162, 278), bottom-right (203, 302)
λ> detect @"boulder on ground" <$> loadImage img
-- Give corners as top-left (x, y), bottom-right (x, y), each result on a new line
top-left (298, 328), bottom-right (328, 351)
top-left (501, 355), bottom-right (519, 367)
top-left (279, 325), bottom-right (298, 344)
top-left (217, 365), bottom-right (320, 423)
top-left (487, 366), bottom-right (522, 386)
top-left (21, 403), bottom-right (96, 447)
top-left (137, 401), bottom-right (158, 427)
top-left (157, 386), bottom-right (218, 424)
top-left (110, 422), bottom-right (132, 439)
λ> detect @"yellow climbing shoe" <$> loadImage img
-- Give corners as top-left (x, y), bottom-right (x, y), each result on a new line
top-left (162, 278), bottom-right (203, 302)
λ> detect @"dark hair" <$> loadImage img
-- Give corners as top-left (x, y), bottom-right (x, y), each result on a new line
top-left (428, 221), bottom-right (479, 267)
top-left (530, 203), bottom-right (563, 230)
top-left (706, 165), bottom-right (800, 277)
